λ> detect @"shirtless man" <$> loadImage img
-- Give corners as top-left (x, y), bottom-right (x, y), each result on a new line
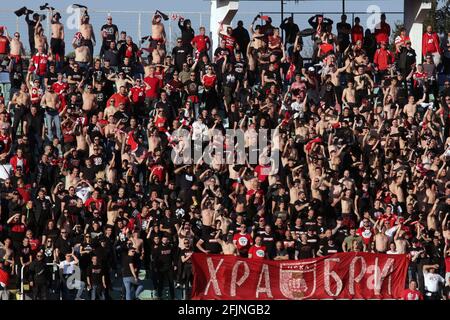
top-left (131, 230), bottom-right (144, 259)
top-left (79, 10), bottom-right (96, 58)
top-left (9, 32), bottom-right (25, 65)
top-left (216, 235), bottom-right (237, 255)
top-left (373, 224), bottom-right (389, 253)
top-left (50, 12), bottom-right (65, 62)
top-left (389, 169), bottom-right (406, 204)
top-left (34, 17), bottom-right (48, 53)
top-left (200, 197), bottom-right (216, 227)
top-left (341, 80), bottom-right (356, 106)
top-left (327, 60), bottom-right (350, 87)
top-left (11, 83), bottom-right (31, 140)
top-left (78, 83), bottom-right (97, 115)
top-left (403, 93), bottom-right (427, 118)
top-left (40, 85), bottom-right (62, 141)
top-left (394, 222), bottom-right (409, 254)
top-left (151, 42), bottom-right (166, 65)
top-left (151, 12), bottom-right (166, 48)
top-left (73, 41), bottom-right (91, 70)
top-left (105, 99), bottom-right (118, 119)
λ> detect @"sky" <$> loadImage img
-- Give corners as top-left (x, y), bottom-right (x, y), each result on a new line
top-left (0, 0), bottom-right (404, 54)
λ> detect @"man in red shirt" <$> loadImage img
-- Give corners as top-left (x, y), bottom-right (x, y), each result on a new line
top-left (402, 280), bottom-right (423, 300)
top-left (31, 46), bottom-right (49, 80)
top-left (374, 41), bottom-right (394, 80)
top-left (218, 24), bottom-right (236, 54)
top-left (52, 73), bottom-right (68, 110)
top-left (107, 86), bottom-right (130, 110)
top-left (129, 78), bottom-right (146, 118)
top-left (143, 65), bottom-right (160, 115)
top-left (191, 26), bottom-right (211, 59)
top-left (394, 28), bottom-right (411, 54)
top-left (351, 17), bottom-right (364, 45)
top-left (422, 25), bottom-right (442, 66)
top-left (374, 13), bottom-right (391, 45)
top-left (248, 235), bottom-right (267, 259)
top-left (357, 218), bottom-right (374, 248)
top-left (0, 26), bottom-right (10, 60)
top-left (233, 223), bottom-right (253, 257)
top-left (85, 189), bottom-right (106, 215)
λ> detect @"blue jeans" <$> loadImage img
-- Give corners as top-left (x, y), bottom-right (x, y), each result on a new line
top-left (90, 285), bottom-right (106, 300)
top-left (123, 276), bottom-right (144, 300)
top-left (45, 109), bottom-right (62, 141)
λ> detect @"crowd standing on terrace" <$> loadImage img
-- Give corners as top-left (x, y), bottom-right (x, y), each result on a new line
top-left (0, 5), bottom-right (449, 300)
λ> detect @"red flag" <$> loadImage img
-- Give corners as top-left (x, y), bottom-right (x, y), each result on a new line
top-left (191, 252), bottom-right (409, 300)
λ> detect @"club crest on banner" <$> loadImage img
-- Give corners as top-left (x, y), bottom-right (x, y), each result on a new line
top-left (279, 262), bottom-right (316, 300)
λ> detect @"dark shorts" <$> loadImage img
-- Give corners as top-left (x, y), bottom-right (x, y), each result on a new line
top-left (50, 38), bottom-right (65, 56)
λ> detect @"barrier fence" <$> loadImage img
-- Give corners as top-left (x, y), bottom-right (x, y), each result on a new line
top-left (0, 7), bottom-right (404, 57)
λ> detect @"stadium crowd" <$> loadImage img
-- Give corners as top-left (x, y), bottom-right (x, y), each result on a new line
top-left (0, 5), bottom-right (449, 301)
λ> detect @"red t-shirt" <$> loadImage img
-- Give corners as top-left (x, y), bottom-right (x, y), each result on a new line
top-left (0, 36), bottom-right (9, 54)
top-left (0, 134), bottom-right (11, 153)
top-left (155, 116), bottom-right (168, 133)
top-left (144, 76), bottom-right (160, 99)
top-left (17, 187), bottom-right (31, 203)
top-left (52, 82), bottom-right (68, 95)
top-left (221, 34), bottom-right (236, 52)
top-left (85, 197), bottom-right (105, 212)
top-left (248, 245), bottom-right (267, 259)
top-left (356, 227), bottom-right (373, 245)
top-left (255, 165), bottom-right (270, 182)
top-left (30, 86), bottom-right (42, 105)
top-left (422, 32), bottom-right (441, 55)
top-left (130, 85), bottom-right (145, 104)
top-left (202, 74), bottom-right (216, 89)
top-left (150, 164), bottom-right (165, 182)
top-left (0, 268), bottom-right (9, 287)
top-left (351, 25), bottom-right (364, 44)
top-left (374, 48), bottom-right (394, 71)
top-left (32, 53), bottom-right (49, 76)
top-left (107, 93), bottom-right (130, 109)
top-left (233, 233), bottom-right (253, 252)
top-left (319, 43), bottom-right (334, 56)
top-left (402, 289), bottom-right (423, 300)
top-left (191, 35), bottom-right (211, 53)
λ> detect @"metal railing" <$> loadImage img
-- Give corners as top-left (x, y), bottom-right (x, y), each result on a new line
top-left (0, 8), bottom-right (255, 56)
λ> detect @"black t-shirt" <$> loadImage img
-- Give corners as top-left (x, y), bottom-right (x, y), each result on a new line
top-left (101, 24), bottom-right (119, 42)
top-left (184, 80), bottom-right (199, 96)
top-left (214, 47), bottom-right (231, 64)
top-left (68, 69), bottom-right (83, 83)
top-left (202, 229), bottom-right (222, 254)
top-left (180, 248), bottom-right (193, 265)
top-left (121, 254), bottom-right (137, 277)
top-left (25, 112), bottom-right (44, 135)
top-left (172, 46), bottom-right (189, 70)
top-left (89, 67), bottom-right (106, 84)
top-left (234, 61), bottom-right (246, 80)
top-left (156, 244), bottom-right (174, 271)
top-left (87, 264), bottom-right (104, 286)
top-left (81, 165), bottom-right (97, 182)
top-left (296, 242), bottom-right (315, 259)
top-left (45, 71), bottom-right (58, 86)
top-left (119, 64), bottom-right (134, 77)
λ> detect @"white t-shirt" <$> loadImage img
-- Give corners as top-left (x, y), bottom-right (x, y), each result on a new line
top-left (59, 260), bottom-right (77, 275)
top-left (424, 272), bottom-right (444, 293)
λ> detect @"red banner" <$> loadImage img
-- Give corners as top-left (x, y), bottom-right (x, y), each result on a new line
top-left (191, 252), bottom-right (409, 300)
